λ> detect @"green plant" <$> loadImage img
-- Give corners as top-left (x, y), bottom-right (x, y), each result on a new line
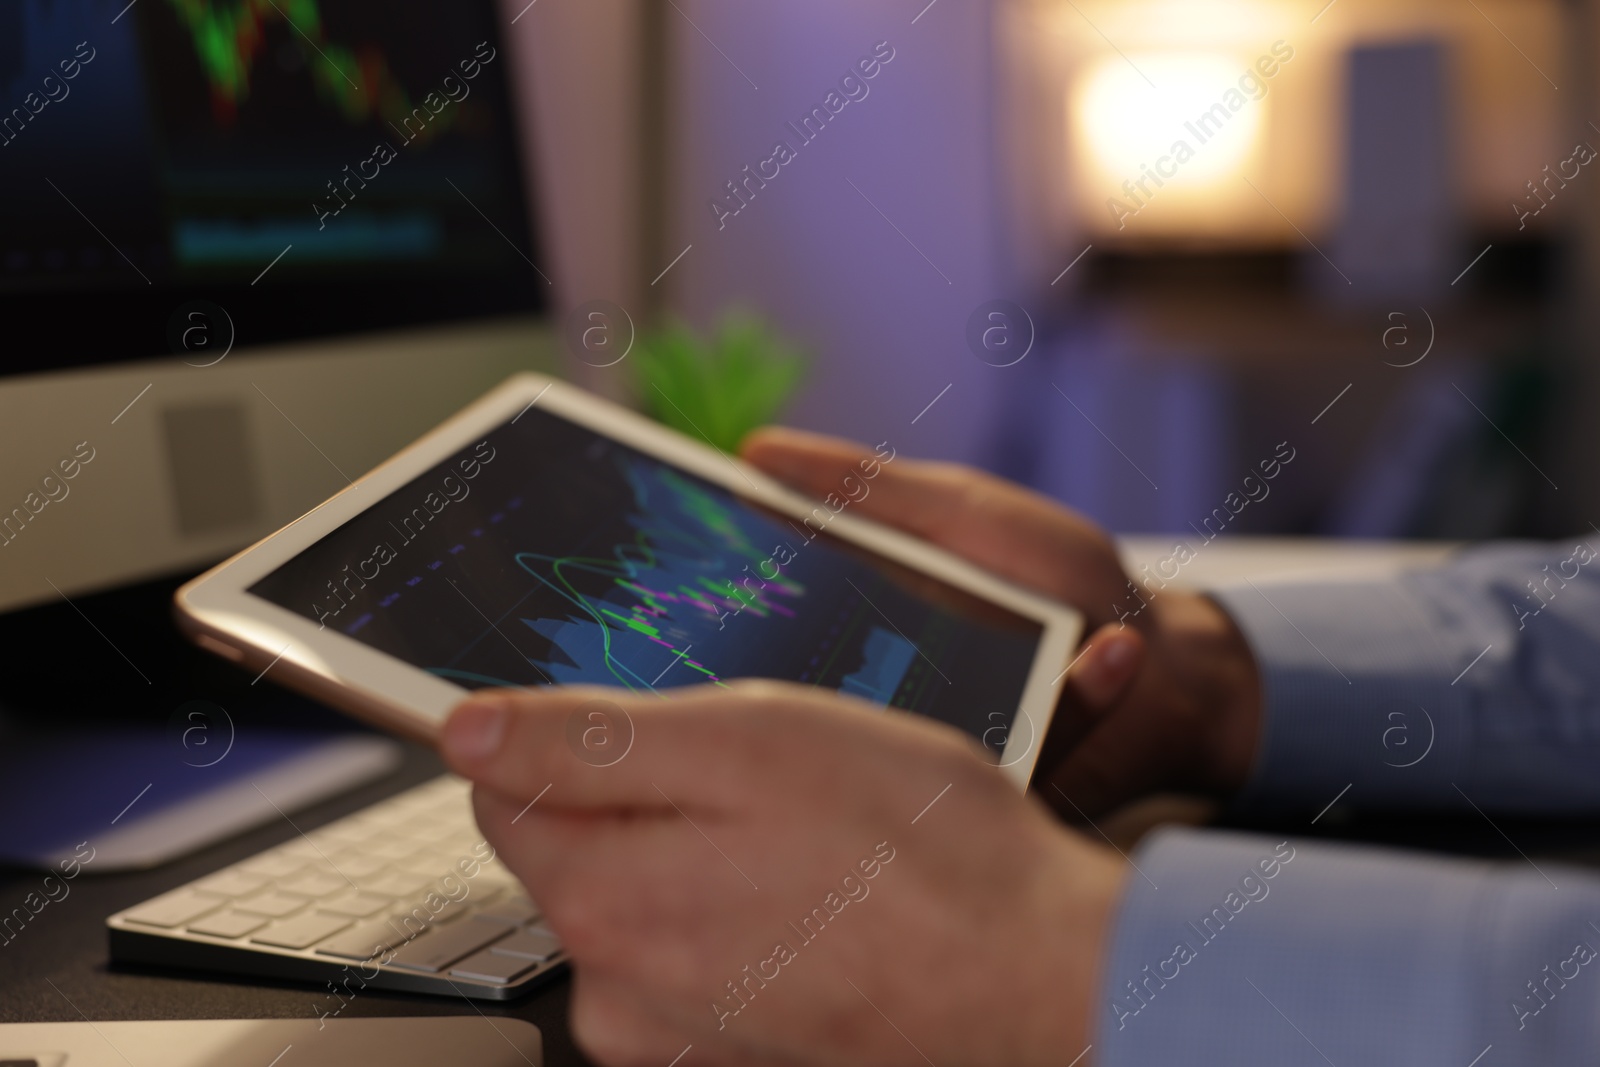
top-left (632, 310), bottom-right (807, 453)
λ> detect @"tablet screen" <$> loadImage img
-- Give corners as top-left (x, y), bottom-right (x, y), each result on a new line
top-left (248, 406), bottom-right (1046, 756)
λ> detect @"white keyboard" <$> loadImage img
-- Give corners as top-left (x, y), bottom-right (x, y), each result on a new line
top-left (107, 775), bottom-right (565, 1001)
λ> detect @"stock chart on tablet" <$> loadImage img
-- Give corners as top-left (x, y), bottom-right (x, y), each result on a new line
top-left (247, 407), bottom-right (1047, 752)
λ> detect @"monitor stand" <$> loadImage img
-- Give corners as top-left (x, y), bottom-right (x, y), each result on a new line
top-left (0, 572), bottom-right (406, 872)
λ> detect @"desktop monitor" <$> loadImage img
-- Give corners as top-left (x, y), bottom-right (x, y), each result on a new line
top-left (0, 0), bottom-right (553, 867)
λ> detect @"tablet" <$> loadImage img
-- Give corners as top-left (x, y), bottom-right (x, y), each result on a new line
top-left (176, 374), bottom-right (1082, 787)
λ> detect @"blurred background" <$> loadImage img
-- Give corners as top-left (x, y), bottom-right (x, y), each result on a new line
top-left (3, 0), bottom-right (1595, 1039)
top-left (522, 0), bottom-right (1594, 541)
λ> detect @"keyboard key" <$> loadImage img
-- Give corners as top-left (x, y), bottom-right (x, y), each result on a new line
top-left (318, 891), bottom-right (393, 919)
top-left (462, 885), bottom-right (505, 910)
top-left (278, 871), bottom-right (350, 899)
top-left (329, 852), bottom-right (389, 880)
top-left (491, 926), bottom-right (563, 962)
top-left (449, 948), bottom-right (539, 984)
top-left (122, 890), bottom-right (226, 929)
top-left (393, 854), bottom-right (459, 878)
top-left (439, 836), bottom-right (489, 858)
top-left (435, 883), bottom-right (502, 927)
top-left (471, 871), bottom-right (522, 896)
top-left (192, 869), bottom-right (268, 898)
top-left (315, 919), bottom-right (422, 962)
top-left (391, 896), bottom-right (465, 927)
top-left (250, 912), bottom-right (354, 950)
top-left (388, 919), bottom-right (511, 973)
top-left (474, 895), bottom-right (539, 926)
top-left (337, 814), bottom-right (391, 837)
top-left (239, 853), bottom-right (306, 879)
top-left (186, 910), bottom-right (269, 939)
top-left (363, 838), bottom-right (423, 861)
top-left (234, 891), bottom-right (311, 918)
top-left (363, 871), bottom-right (433, 897)
top-left (410, 817), bottom-right (461, 839)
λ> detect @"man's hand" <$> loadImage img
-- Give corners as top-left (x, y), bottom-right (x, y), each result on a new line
top-left (741, 427), bottom-right (1264, 818)
top-left (441, 682), bottom-right (1124, 1067)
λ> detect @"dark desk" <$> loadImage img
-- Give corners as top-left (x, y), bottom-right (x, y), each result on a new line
top-left (0, 742), bottom-right (597, 1066)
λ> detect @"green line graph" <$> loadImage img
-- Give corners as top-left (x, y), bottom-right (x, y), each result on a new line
top-left (161, 0), bottom-right (450, 134)
top-left (509, 465), bottom-right (804, 692)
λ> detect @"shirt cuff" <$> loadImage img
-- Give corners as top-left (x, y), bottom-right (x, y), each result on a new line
top-left (1208, 579), bottom-right (1471, 812)
top-left (1097, 827), bottom-right (1600, 1067)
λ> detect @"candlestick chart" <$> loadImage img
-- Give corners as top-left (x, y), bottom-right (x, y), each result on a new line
top-left (424, 453), bottom-right (924, 706)
top-left (159, 0), bottom-right (453, 135)
top-left (507, 461), bottom-right (805, 693)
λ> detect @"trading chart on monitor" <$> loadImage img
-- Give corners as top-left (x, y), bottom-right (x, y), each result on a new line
top-left (1, 0), bottom-right (533, 290)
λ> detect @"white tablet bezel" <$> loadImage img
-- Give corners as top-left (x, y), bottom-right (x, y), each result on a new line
top-left (175, 373), bottom-right (1083, 788)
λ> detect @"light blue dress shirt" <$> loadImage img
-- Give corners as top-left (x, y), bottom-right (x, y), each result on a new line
top-left (1099, 540), bottom-right (1600, 1066)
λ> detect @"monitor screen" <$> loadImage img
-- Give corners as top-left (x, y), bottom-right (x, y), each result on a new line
top-left (0, 0), bottom-right (544, 375)
top-left (246, 404), bottom-right (1046, 754)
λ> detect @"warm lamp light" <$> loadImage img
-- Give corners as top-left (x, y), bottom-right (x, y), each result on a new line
top-left (1071, 51), bottom-right (1272, 232)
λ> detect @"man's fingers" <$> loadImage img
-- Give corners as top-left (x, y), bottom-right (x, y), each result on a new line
top-left (1027, 627), bottom-right (1144, 809)
top-left (741, 425), bottom-right (886, 498)
top-left (1044, 714), bottom-right (1176, 819)
top-left (569, 971), bottom-right (701, 1067)
top-left (477, 788), bottom-right (753, 976)
top-left (441, 680), bottom-right (959, 817)
top-left (1047, 758), bottom-right (1155, 822)
top-left (441, 684), bottom-right (755, 814)
top-left (1064, 625), bottom-right (1145, 710)
top-left (742, 426), bottom-right (971, 544)
top-left (742, 426), bottom-right (1124, 612)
